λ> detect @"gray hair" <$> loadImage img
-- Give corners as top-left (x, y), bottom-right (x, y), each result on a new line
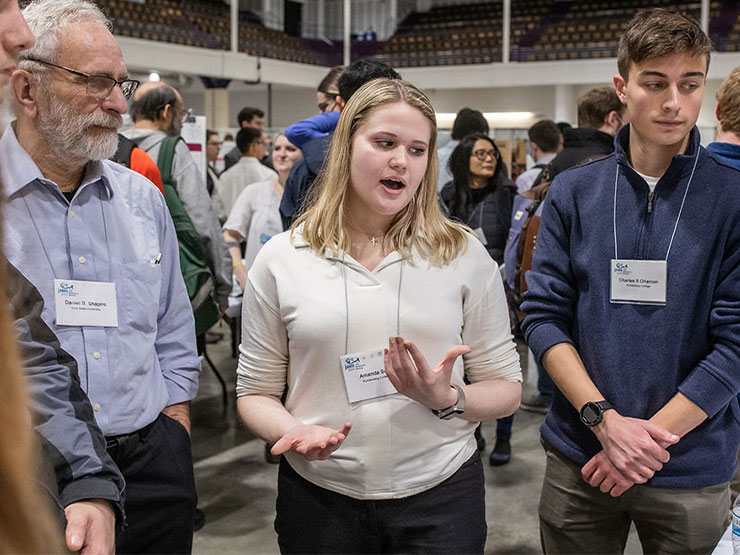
top-left (20, 0), bottom-right (110, 73)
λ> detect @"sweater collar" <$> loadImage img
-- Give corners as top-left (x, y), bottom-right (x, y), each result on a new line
top-left (291, 225), bottom-right (405, 272)
top-left (614, 124), bottom-right (703, 180)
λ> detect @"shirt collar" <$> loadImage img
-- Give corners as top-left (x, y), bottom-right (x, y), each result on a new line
top-left (238, 156), bottom-right (262, 166)
top-left (537, 152), bottom-right (557, 166)
top-left (0, 121), bottom-right (114, 199)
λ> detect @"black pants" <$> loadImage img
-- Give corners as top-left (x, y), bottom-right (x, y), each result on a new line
top-left (108, 413), bottom-right (197, 554)
top-left (275, 452), bottom-right (487, 554)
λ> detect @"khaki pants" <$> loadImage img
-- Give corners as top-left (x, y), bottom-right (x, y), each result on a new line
top-left (539, 441), bottom-right (730, 554)
top-left (730, 448), bottom-right (740, 501)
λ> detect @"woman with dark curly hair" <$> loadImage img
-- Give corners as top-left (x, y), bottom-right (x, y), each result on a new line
top-left (441, 133), bottom-right (518, 466)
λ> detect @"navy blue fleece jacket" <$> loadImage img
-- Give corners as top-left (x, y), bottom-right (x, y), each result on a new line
top-left (522, 125), bottom-right (740, 488)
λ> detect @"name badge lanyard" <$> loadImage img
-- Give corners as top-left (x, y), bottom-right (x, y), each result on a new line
top-left (341, 254), bottom-right (404, 355)
top-left (22, 181), bottom-right (114, 282)
top-left (611, 150), bottom-right (699, 287)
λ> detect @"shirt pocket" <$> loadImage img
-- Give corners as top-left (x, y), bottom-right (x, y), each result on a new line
top-left (120, 262), bottom-right (162, 333)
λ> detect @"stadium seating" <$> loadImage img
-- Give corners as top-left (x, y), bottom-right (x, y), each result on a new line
top-left (94, 0), bottom-right (739, 68)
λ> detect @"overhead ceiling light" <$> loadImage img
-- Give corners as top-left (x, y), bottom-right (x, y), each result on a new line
top-left (148, 71), bottom-right (161, 82)
top-left (483, 112), bottom-right (536, 122)
top-left (436, 111), bottom-right (537, 128)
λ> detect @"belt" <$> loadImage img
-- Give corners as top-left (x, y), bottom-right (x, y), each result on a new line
top-left (105, 418), bottom-right (158, 461)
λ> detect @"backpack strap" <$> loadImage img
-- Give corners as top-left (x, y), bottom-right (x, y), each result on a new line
top-left (111, 134), bottom-right (136, 168)
top-left (156, 135), bottom-right (183, 187)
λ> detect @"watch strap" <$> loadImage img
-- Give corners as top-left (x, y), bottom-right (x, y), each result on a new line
top-left (432, 383), bottom-right (466, 420)
top-left (580, 400), bottom-right (613, 427)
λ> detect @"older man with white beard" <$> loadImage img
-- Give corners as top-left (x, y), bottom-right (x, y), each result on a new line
top-left (0, 0), bottom-right (201, 553)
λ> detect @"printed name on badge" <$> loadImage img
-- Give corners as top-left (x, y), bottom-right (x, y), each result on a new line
top-left (340, 349), bottom-right (397, 403)
top-left (610, 259), bottom-right (667, 306)
top-left (55, 279), bottom-right (119, 327)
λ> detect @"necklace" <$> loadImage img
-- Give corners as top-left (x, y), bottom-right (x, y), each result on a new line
top-left (345, 221), bottom-right (385, 247)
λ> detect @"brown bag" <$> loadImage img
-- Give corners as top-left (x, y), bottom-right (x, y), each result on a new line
top-left (515, 180), bottom-right (550, 296)
top-left (518, 214), bottom-right (540, 295)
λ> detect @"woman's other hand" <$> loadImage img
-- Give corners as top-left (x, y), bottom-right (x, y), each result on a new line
top-left (384, 336), bottom-right (470, 410)
top-left (271, 422), bottom-right (352, 461)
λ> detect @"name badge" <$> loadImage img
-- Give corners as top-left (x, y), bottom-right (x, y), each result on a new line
top-left (610, 259), bottom-right (667, 305)
top-left (340, 348), bottom-right (397, 403)
top-left (54, 279), bottom-right (119, 327)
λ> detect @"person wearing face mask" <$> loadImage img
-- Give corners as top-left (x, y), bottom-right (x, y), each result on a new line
top-left (284, 65), bottom-right (343, 149)
top-left (223, 133), bottom-right (303, 293)
top-left (280, 59), bottom-right (401, 230)
top-left (441, 134), bottom-right (518, 466)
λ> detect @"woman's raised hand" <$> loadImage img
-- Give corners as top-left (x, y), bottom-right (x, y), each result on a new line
top-left (384, 336), bottom-right (471, 410)
top-left (271, 422), bottom-right (352, 461)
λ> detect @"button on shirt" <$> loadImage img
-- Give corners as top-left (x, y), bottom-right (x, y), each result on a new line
top-left (0, 124), bottom-right (201, 436)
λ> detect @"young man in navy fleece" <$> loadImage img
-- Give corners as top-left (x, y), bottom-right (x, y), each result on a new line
top-left (522, 8), bottom-right (740, 554)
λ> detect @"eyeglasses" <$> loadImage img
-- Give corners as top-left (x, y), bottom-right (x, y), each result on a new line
top-left (317, 90), bottom-right (339, 113)
top-left (472, 149), bottom-right (499, 162)
top-left (23, 57), bottom-right (140, 100)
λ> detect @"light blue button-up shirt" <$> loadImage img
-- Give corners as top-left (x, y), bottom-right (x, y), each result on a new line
top-left (1, 124), bottom-right (201, 436)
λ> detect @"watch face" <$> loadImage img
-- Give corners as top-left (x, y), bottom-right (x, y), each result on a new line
top-left (580, 403), bottom-right (602, 426)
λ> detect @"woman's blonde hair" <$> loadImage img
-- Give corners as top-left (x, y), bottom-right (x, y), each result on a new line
top-left (292, 78), bottom-right (469, 265)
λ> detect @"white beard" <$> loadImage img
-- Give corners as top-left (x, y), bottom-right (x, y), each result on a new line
top-left (36, 95), bottom-right (122, 162)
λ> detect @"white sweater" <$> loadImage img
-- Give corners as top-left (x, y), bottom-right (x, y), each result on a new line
top-left (237, 230), bottom-right (521, 499)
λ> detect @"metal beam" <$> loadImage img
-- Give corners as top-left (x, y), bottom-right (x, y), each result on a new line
top-left (344, 0), bottom-right (351, 66)
top-left (503, 0), bottom-right (510, 64)
top-left (230, 0), bottom-right (238, 53)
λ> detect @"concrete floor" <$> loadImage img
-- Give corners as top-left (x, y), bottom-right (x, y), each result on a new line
top-left (189, 323), bottom-right (642, 555)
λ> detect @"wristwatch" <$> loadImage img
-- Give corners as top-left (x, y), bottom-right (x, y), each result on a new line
top-left (432, 383), bottom-right (466, 420)
top-left (579, 400), bottom-right (614, 427)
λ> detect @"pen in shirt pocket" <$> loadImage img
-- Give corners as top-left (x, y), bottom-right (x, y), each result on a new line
top-left (154, 253), bottom-right (162, 265)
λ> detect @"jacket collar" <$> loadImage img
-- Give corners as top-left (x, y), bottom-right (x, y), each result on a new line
top-left (0, 121), bottom-right (114, 199)
top-left (614, 123), bottom-right (703, 181)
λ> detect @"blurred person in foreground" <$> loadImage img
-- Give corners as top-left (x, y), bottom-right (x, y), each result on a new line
top-left (707, 67), bottom-right (740, 501)
top-left (237, 77), bottom-right (521, 554)
top-left (0, 2), bottom-right (65, 553)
